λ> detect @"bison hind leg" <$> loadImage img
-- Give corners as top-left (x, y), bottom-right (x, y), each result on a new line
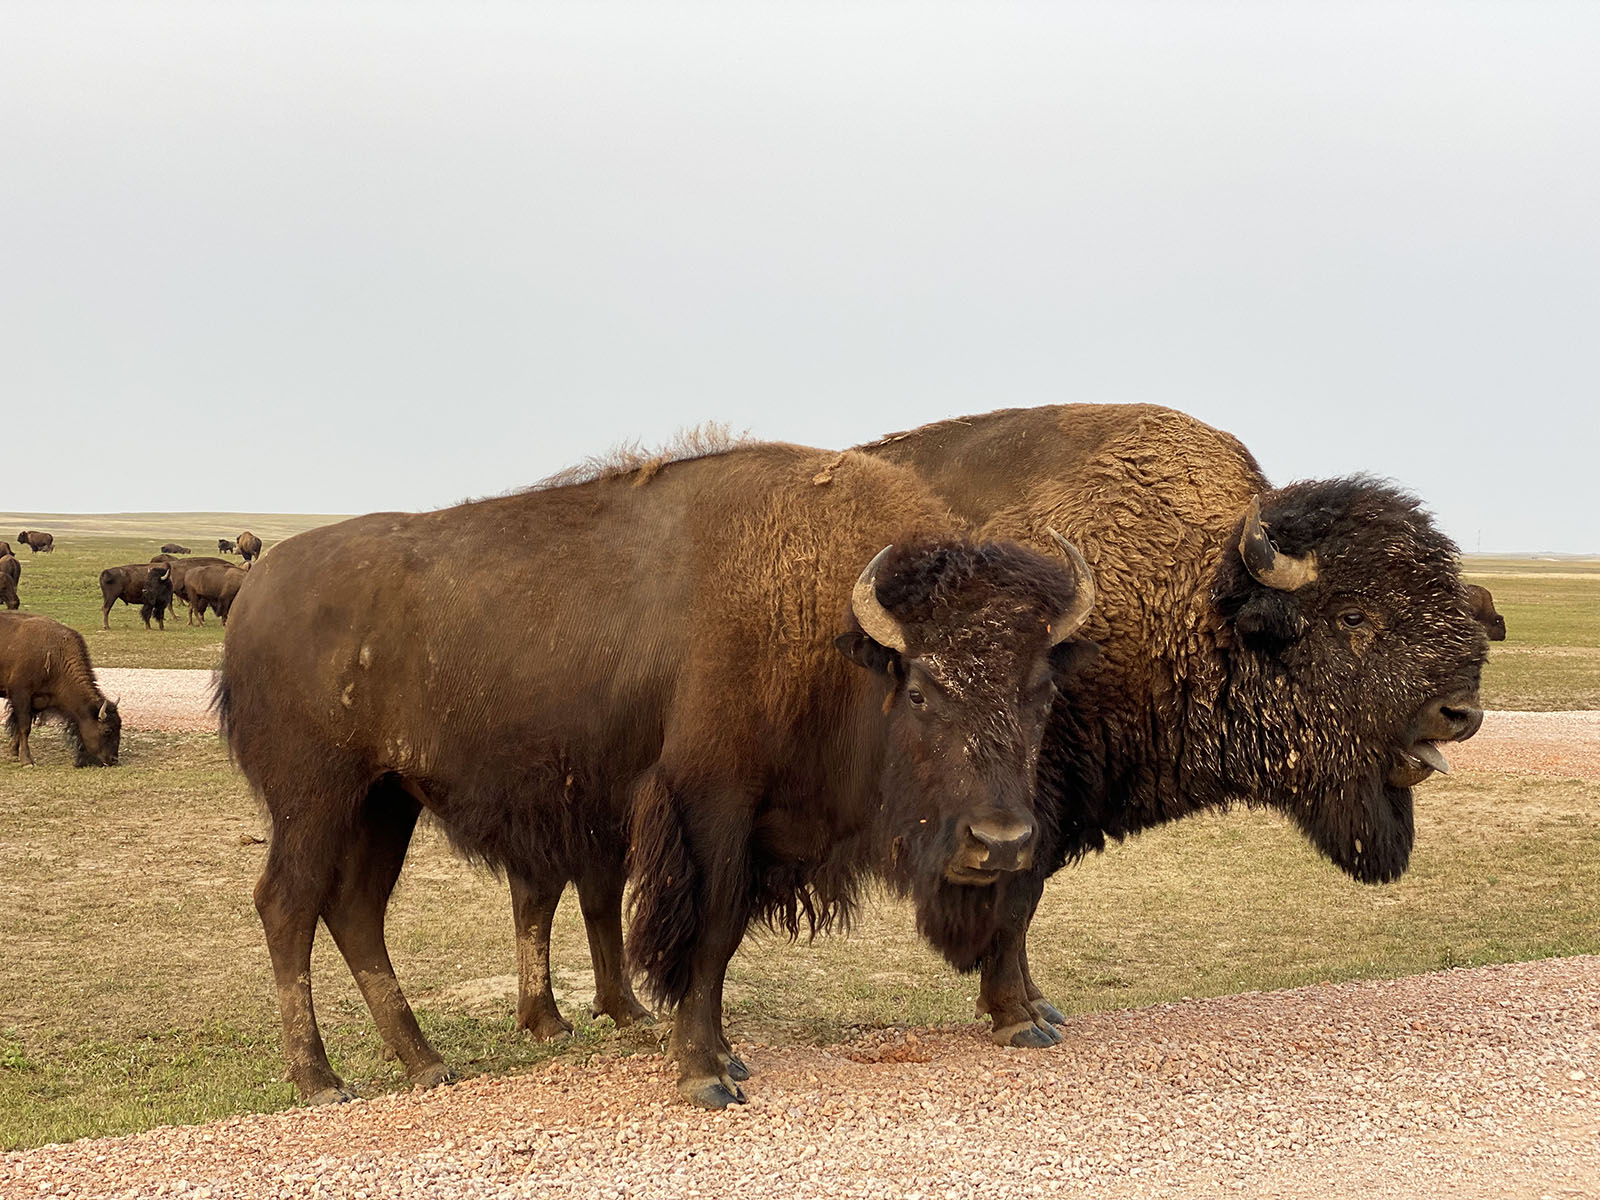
top-left (509, 871), bottom-right (574, 1041)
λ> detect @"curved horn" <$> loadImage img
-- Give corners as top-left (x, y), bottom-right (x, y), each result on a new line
top-left (97, 700), bottom-right (109, 721)
top-left (1238, 496), bottom-right (1318, 591)
top-left (851, 545), bottom-right (908, 652)
top-left (1045, 529), bottom-right (1096, 644)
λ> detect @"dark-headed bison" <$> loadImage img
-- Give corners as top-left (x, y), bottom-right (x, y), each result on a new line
top-left (1, 612), bottom-right (121, 766)
top-left (218, 442), bottom-right (1095, 1108)
top-left (18, 531), bottom-right (53, 554)
top-left (160, 543), bottom-right (191, 555)
top-left (1465, 583), bottom-right (1507, 641)
top-left (99, 563), bottom-right (175, 630)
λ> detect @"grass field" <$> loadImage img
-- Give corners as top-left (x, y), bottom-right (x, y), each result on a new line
top-left (1, 517), bottom-right (1596, 1149)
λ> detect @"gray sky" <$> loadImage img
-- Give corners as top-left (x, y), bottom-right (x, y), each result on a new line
top-left (4, 2), bottom-right (1596, 552)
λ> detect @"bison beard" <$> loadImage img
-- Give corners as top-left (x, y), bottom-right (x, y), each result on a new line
top-left (219, 443), bottom-right (1094, 1109)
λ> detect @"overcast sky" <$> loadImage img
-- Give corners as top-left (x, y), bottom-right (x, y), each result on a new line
top-left (4, 2), bottom-right (1596, 552)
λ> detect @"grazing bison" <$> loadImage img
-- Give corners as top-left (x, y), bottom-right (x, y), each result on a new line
top-left (0, 540), bottom-right (10, 557)
top-left (160, 543), bottom-right (191, 555)
top-left (1464, 583), bottom-right (1507, 641)
top-left (0, 554), bottom-right (20, 610)
top-left (1, 612), bottom-right (121, 766)
top-left (218, 442), bottom-right (1095, 1108)
top-left (218, 538), bottom-right (237, 553)
top-left (154, 555), bottom-right (234, 622)
top-left (235, 531), bottom-right (262, 563)
top-left (183, 563), bottom-right (248, 624)
top-left (511, 404), bottom-right (1493, 1047)
top-left (18, 531), bottom-right (53, 554)
top-left (99, 563), bottom-right (175, 630)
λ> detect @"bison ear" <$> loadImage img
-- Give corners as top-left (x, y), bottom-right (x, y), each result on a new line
top-left (1047, 637), bottom-right (1100, 680)
top-left (834, 632), bottom-right (899, 675)
top-left (1231, 591), bottom-right (1307, 651)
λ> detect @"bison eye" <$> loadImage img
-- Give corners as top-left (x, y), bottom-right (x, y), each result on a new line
top-left (907, 687), bottom-right (927, 709)
top-left (1338, 609), bottom-right (1367, 629)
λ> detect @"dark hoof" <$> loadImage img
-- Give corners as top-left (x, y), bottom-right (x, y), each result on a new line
top-left (518, 1012), bottom-right (575, 1042)
top-left (1033, 1019), bottom-right (1064, 1045)
top-left (410, 1062), bottom-right (457, 1089)
top-left (724, 1054), bottom-right (750, 1082)
top-left (680, 1079), bottom-right (747, 1109)
top-left (1004, 1023), bottom-right (1057, 1049)
top-left (591, 998), bottom-right (654, 1028)
top-left (306, 1085), bottom-right (358, 1106)
top-left (1033, 1000), bottom-right (1067, 1026)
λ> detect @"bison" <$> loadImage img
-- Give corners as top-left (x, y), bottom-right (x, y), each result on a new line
top-left (507, 404), bottom-right (1493, 1049)
top-left (235, 531), bottom-right (262, 563)
top-left (18, 531), bottom-right (53, 554)
top-left (182, 563), bottom-right (248, 624)
top-left (0, 540), bottom-right (11, 557)
top-left (1, 612), bottom-right (121, 766)
top-left (153, 555), bottom-right (235, 623)
top-left (0, 555), bottom-right (20, 610)
top-left (160, 543), bottom-right (191, 555)
top-left (99, 563), bottom-right (175, 630)
top-left (1464, 583), bottom-right (1507, 641)
top-left (218, 539), bottom-right (237, 554)
top-left (218, 442), bottom-right (1095, 1108)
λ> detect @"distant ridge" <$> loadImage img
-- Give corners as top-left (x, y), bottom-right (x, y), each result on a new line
top-left (0, 512), bottom-right (350, 542)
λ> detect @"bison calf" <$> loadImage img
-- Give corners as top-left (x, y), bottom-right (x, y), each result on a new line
top-left (219, 442), bottom-right (1095, 1109)
top-left (1, 613), bottom-right (121, 766)
top-left (99, 563), bottom-right (175, 630)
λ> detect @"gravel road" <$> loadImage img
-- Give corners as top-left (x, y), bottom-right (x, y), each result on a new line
top-left (3, 670), bottom-right (1594, 1198)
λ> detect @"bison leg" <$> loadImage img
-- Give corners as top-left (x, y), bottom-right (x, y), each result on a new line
top-left (575, 869), bottom-right (652, 1029)
top-left (321, 781), bottom-right (453, 1092)
top-left (978, 904), bottom-right (1063, 1049)
top-left (101, 600), bottom-right (114, 631)
top-left (1019, 940), bottom-right (1067, 1027)
top-left (664, 917), bottom-right (749, 1108)
top-left (254, 833), bottom-right (351, 1103)
top-left (509, 872), bottom-right (574, 1041)
top-left (6, 695), bottom-right (33, 766)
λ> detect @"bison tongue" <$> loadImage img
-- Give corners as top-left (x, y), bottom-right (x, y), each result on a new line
top-left (1409, 741), bottom-right (1452, 775)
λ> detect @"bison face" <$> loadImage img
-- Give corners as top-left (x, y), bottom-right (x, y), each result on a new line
top-left (1214, 479), bottom-right (1488, 883)
top-left (73, 699), bottom-right (122, 767)
top-left (835, 537), bottom-right (1097, 964)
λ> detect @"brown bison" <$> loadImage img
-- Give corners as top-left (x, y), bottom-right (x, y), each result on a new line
top-left (508, 404), bottom-right (1493, 1049)
top-left (218, 442), bottom-right (1095, 1108)
top-left (1464, 583), bottom-right (1507, 641)
top-left (99, 563), bottom-right (175, 630)
top-left (183, 563), bottom-right (248, 624)
top-left (0, 555), bottom-right (20, 610)
top-left (235, 531), bottom-right (262, 563)
top-left (0, 540), bottom-right (11, 557)
top-left (153, 555), bottom-right (235, 623)
top-left (160, 543), bottom-right (191, 555)
top-left (218, 538), bottom-right (237, 553)
top-left (18, 531), bottom-right (53, 554)
top-left (1, 612), bottom-right (121, 766)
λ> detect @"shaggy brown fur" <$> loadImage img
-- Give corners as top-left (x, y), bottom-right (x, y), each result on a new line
top-left (153, 555), bottom-right (235, 622)
top-left (0, 612), bottom-right (121, 766)
top-left (181, 563), bottom-right (248, 625)
top-left (217, 442), bottom-right (1092, 1109)
top-left (235, 532), bottom-right (263, 563)
top-left (861, 403), bottom-right (1489, 1037)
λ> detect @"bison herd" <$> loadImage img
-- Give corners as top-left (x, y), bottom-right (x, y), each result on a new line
top-left (5, 405), bottom-right (1513, 1112)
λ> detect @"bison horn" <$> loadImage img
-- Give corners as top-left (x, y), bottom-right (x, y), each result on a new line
top-left (851, 545), bottom-right (908, 653)
top-left (1238, 496), bottom-right (1318, 591)
top-left (97, 700), bottom-right (109, 721)
top-left (1044, 529), bottom-right (1096, 645)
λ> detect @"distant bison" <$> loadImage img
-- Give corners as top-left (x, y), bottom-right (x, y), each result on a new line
top-left (153, 555), bottom-right (235, 622)
top-left (182, 563), bottom-right (249, 624)
top-left (99, 563), bottom-right (175, 630)
top-left (235, 531), bottom-right (263, 563)
top-left (218, 539), bottom-right (237, 554)
top-left (1, 612), bottom-right (121, 766)
top-left (0, 555), bottom-right (19, 610)
top-left (160, 543), bottom-right (191, 555)
top-left (1465, 583), bottom-right (1507, 641)
top-left (219, 442), bottom-right (1095, 1108)
top-left (18, 531), bottom-right (53, 554)
top-left (0, 540), bottom-right (10, 558)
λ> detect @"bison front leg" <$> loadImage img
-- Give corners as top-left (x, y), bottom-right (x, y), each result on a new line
top-left (576, 869), bottom-right (652, 1028)
top-left (509, 871), bottom-right (574, 1041)
top-left (6, 696), bottom-right (34, 766)
top-left (665, 917), bottom-right (749, 1108)
top-left (1019, 939), bottom-right (1068, 1027)
top-left (976, 883), bottom-right (1063, 1049)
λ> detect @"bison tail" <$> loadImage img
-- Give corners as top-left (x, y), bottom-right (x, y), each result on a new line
top-left (625, 768), bottom-right (699, 1009)
top-left (211, 661), bottom-right (237, 756)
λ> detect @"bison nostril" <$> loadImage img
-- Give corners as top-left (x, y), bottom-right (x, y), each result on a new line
top-left (965, 820), bottom-right (1036, 862)
top-left (1438, 703), bottom-right (1483, 740)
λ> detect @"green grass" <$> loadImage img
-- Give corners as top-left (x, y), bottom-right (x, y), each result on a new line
top-left (2, 733), bottom-right (1596, 1149)
top-left (1, 513), bottom-right (343, 668)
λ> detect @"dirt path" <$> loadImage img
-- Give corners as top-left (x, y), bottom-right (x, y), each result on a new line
top-left (5, 671), bottom-right (1590, 1198)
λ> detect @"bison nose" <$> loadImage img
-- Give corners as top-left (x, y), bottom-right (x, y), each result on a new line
top-left (1430, 696), bottom-right (1484, 742)
top-left (962, 817), bottom-right (1036, 873)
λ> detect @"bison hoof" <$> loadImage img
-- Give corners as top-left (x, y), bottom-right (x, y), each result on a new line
top-left (410, 1062), bottom-right (457, 1090)
top-left (306, 1085), bottom-right (358, 1106)
top-left (1032, 999), bottom-right (1067, 1027)
top-left (681, 1078), bottom-right (746, 1109)
top-left (995, 1021), bottom-right (1056, 1050)
top-left (590, 997), bottom-right (653, 1027)
top-left (518, 1011), bottom-right (575, 1042)
top-left (723, 1054), bottom-right (750, 1082)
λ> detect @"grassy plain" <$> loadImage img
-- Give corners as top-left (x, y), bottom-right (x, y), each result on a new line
top-left (0, 523), bottom-right (1596, 1148)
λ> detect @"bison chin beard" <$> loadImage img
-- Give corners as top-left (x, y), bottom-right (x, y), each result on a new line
top-left (905, 870), bottom-right (1039, 974)
top-left (1292, 771), bottom-right (1415, 885)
